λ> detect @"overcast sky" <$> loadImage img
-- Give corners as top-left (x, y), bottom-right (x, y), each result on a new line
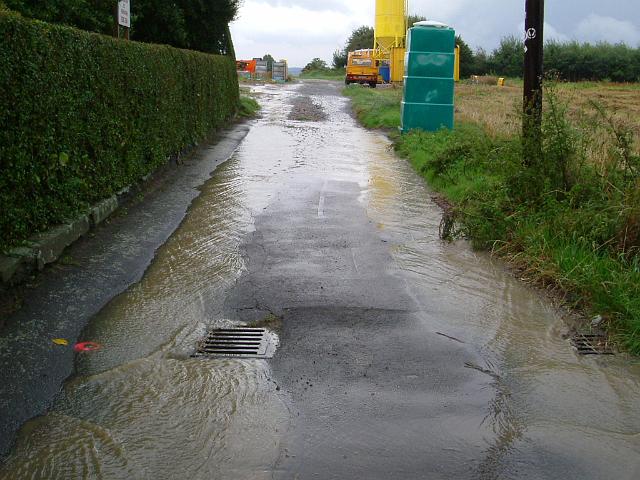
top-left (230, 1), bottom-right (640, 67)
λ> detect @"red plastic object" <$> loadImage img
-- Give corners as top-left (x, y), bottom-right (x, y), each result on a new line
top-left (73, 341), bottom-right (102, 353)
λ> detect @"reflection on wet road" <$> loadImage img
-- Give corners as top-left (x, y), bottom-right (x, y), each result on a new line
top-left (2, 81), bottom-right (640, 479)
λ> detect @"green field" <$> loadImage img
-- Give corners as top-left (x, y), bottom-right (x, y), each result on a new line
top-left (344, 83), bottom-right (640, 354)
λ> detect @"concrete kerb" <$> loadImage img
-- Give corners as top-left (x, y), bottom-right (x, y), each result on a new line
top-left (90, 196), bottom-right (119, 227)
top-left (1, 178), bottom-right (151, 286)
top-left (0, 122), bottom-right (252, 289)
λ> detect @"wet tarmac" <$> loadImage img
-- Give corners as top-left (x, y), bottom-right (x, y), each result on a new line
top-left (1, 80), bottom-right (640, 479)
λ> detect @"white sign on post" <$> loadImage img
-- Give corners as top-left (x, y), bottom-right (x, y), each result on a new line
top-left (118, 0), bottom-right (130, 28)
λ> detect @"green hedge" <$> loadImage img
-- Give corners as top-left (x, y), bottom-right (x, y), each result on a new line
top-left (0, 10), bottom-right (239, 250)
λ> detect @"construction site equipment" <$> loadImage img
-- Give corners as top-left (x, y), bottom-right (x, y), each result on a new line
top-left (272, 61), bottom-right (288, 82)
top-left (454, 45), bottom-right (460, 81)
top-left (236, 59), bottom-right (257, 74)
top-left (345, 49), bottom-right (382, 87)
top-left (401, 21), bottom-right (456, 132)
top-left (374, 0), bottom-right (407, 83)
top-left (255, 60), bottom-right (268, 80)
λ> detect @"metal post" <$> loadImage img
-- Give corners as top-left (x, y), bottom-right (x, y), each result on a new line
top-left (523, 0), bottom-right (544, 161)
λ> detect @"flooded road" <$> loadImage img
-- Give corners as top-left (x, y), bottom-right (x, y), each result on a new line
top-left (2, 80), bottom-right (640, 479)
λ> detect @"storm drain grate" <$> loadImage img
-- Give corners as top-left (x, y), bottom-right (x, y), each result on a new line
top-left (570, 333), bottom-right (614, 355)
top-left (192, 328), bottom-right (276, 358)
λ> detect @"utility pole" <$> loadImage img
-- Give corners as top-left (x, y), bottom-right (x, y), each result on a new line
top-left (523, 0), bottom-right (544, 161)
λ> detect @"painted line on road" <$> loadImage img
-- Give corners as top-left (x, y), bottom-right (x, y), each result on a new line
top-left (318, 179), bottom-right (327, 218)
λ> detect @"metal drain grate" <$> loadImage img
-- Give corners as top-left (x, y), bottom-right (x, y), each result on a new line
top-left (570, 333), bottom-right (614, 355)
top-left (192, 328), bottom-right (276, 358)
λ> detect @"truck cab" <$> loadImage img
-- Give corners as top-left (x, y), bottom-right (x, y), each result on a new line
top-left (345, 49), bottom-right (382, 88)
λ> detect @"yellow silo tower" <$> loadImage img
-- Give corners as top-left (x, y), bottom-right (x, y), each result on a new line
top-left (374, 0), bottom-right (407, 82)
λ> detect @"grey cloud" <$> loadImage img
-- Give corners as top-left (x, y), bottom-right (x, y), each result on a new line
top-left (408, 0), bottom-right (640, 50)
top-left (250, 0), bottom-right (350, 13)
top-left (576, 14), bottom-right (640, 46)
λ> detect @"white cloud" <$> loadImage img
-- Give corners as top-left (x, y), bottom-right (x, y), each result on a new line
top-left (230, 1), bottom-right (640, 67)
top-left (241, 0), bottom-right (351, 13)
top-left (407, 0), bottom-right (467, 20)
top-left (231, 0), bottom-right (371, 65)
top-left (575, 14), bottom-right (640, 46)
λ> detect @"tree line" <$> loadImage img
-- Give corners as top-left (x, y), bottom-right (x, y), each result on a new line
top-left (2, 0), bottom-right (239, 55)
top-left (330, 21), bottom-right (640, 82)
top-left (461, 36), bottom-right (640, 82)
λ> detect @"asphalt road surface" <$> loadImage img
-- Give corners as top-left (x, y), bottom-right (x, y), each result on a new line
top-left (1, 81), bottom-right (639, 479)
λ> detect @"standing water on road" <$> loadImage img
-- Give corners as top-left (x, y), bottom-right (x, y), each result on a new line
top-left (1, 81), bottom-right (639, 479)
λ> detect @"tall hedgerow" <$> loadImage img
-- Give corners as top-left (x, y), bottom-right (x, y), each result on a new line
top-left (3, 0), bottom-right (239, 54)
top-left (0, 10), bottom-right (239, 250)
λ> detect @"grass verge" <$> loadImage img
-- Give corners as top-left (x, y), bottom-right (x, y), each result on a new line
top-left (343, 83), bottom-right (640, 354)
top-left (237, 95), bottom-right (261, 118)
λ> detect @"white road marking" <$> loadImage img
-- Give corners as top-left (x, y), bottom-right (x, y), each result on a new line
top-left (318, 180), bottom-right (327, 218)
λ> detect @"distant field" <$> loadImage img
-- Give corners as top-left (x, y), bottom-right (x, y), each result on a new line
top-left (457, 80), bottom-right (640, 137)
top-left (457, 80), bottom-right (640, 167)
top-left (345, 81), bottom-right (640, 161)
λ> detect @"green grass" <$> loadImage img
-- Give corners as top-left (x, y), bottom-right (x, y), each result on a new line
top-left (237, 95), bottom-right (260, 118)
top-left (299, 68), bottom-right (345, 81)
top-left (343, 85), bottom-right (403, 129)
top-left (344, 85), bottom-right (640, 354)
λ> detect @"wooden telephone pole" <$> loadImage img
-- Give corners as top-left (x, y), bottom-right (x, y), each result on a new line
top-left (523, 0), bottom-right (544, 160)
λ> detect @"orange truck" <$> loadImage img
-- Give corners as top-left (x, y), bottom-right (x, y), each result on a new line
top-left (345, 49), bottom-right (382, 88)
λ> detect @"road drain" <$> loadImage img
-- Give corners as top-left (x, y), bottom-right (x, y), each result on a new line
top-left (192, 328), bottom-right (277, 358)
top-left (570, 333), bottom-right (614, 355)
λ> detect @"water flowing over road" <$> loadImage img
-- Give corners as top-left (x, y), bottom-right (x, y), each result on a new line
top-left (1, 81), bottom-right (639, 479)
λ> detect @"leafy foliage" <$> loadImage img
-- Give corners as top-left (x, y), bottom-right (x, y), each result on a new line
top-left (482, 35), bottom-right (640, 82)
top-left (487, 35), bottom-right (525, 78)
top-left (455, 35), bottom-right (474, 78)
top-left (302, 57), bottom-right (328, 72)
top-left (0, 10), bottom-right (239, 249)
top-left (346, 25), bottom-right (375, 52)
top-left (178, 0), bottom-right (238, 54)
top-left (332, 48), bottom-right (347, 69)
top-left (332, 25), bottom-right (374, 68)
top-left (262, 53), bottom-right (275, 72)
top-left (406, 14), bottom-right (426, 28)
top-left (544, 41), bottom-right (640, 82)
top-left (3, 0), bottom-right (239, 54)
top-left (4, 0), bottom-right (114, 32)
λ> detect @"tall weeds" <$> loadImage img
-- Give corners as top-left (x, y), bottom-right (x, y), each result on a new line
top-left (394, 85), bottom-right (640, 353)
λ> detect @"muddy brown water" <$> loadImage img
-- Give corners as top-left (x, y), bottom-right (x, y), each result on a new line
top-left (1, 81), bottom-right (639, 478)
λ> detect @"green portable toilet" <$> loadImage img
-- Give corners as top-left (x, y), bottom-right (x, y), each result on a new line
top-left (401, 21), bottom-right (456, 132)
